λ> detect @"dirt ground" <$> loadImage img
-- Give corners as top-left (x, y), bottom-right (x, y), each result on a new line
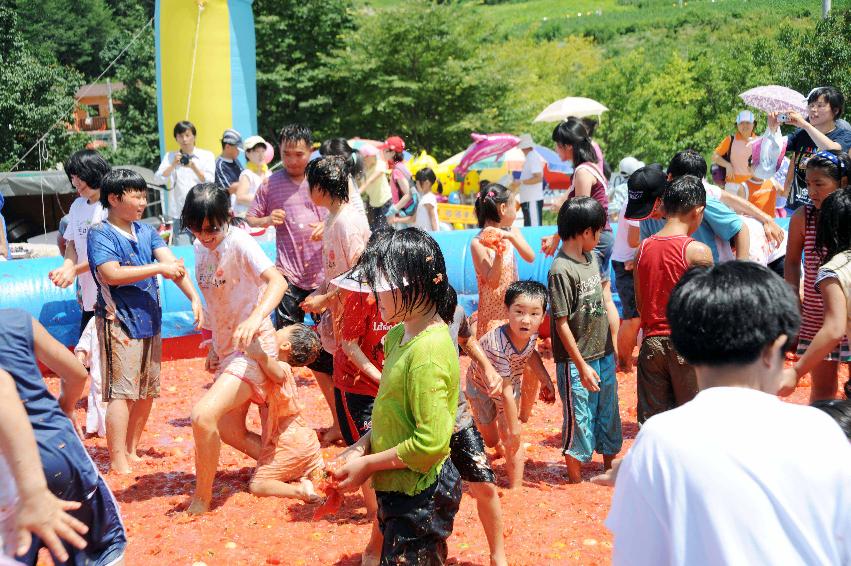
top-left (43, 350), bottom-right (825, 566)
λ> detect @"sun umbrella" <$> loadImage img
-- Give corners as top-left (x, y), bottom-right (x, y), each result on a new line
top-left (455, 133), bottom-right (520, 177)
top-left (739, 86), bottom-right (808, 115)
top-left (534, 97), bottom-right (608, 123)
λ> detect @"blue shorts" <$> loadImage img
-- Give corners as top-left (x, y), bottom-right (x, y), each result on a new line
top-left (556, 353), bottom-right (623, 462)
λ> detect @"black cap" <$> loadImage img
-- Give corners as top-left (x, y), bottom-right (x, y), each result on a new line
top-left (624, 167), bottom-right (668, 220)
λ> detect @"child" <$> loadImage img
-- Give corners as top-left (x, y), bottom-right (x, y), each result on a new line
top-left (606, 262), bottom-right (851, 565)
top-left (48, 149), bottom-right (111, 334)
top-left (548, 197), bottom-right (623, 483)
top-left (245, 324), bottom-right (325, 501)
top-left (87, 168), bottom-right (202, 474)
top-left (75, 316), bottom-right (107, 437)
top-left (711, 110), bottom-right (757, 198)
top-left (466, 281), bottom-right (555, 488)
top-left (184, 183), bottom-right (287, 515)
top-left (331, 228), bottom-right (461, 564)
top-left (634, 175), bottom-right (713, 424)
top-left (358, 144), bottom-right (392, 230)
top-left (783, 185), bottom-right (851, 397)
top-left (391, 167), bottom-right (441, 231)
top-left (381, 136), bottom-right (415, 218)
top-left (0, 309), bottom-right (126, 564)
top-left (301, 156), bottom-right (372, 443)
top-left (784, 150), bottom-right (851, 402)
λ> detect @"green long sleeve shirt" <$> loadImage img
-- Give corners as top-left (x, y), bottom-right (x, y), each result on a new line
top-left (370, 322), bottom-right (460, 496)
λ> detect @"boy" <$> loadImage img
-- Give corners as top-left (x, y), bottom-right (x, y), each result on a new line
top-left (87, 168), bottom-right (202, 473)
top-left (0, 309), bottom-right (126, 564)
top-left (548, 197), bottom-right (622, 483)
top-left (607, 262), bottom-right (851, 565)
top-left (48, 149), bottom-right (111, 334)
top-left (634, 175), bottom-right (713, 424)
top-left (245, 324), bottom-right (325, 502)
top-left (466, 280), bottom-right (555, 488)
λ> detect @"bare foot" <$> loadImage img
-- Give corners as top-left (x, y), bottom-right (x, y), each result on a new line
top-left (109, 458), bottom-right (133, 475)
top-left (127, 451), bottom-right (144, 463)
top-left (565, 456), bottom-right (583, 484)
top-left (320, 426), bottom-right (343, 445)
top-left (186, 497), bottom-right (210, 515)
top-left (298, 479), bottom-right (321, 503)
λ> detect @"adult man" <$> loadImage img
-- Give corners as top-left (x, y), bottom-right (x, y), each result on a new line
top-left (512, 134), bottom-right (545, 226)
top-left (215, 128), bottom-right (243, 196)
top-left (246, 124), bottom-right (341, 443)
top-left (154, 121), bottom-right (215, 245)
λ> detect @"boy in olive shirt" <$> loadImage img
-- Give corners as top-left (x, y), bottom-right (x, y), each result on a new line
top-left (549, 197), bottom-right (623, 483)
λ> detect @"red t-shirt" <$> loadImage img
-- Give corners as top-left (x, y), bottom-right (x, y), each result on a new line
top-left (636, 234), bottom-right (694, 337)
top-left (333, 293), bottom-right (391, 397)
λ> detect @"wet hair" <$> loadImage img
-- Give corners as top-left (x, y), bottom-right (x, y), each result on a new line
top-left (364, 228), bottom-right (452, 320)
top-left (65, 149), bottom-right (110, 189)
top-left (437, 284), bottom-right (459, 325)
top-left (806, 149), bottom-right (850, 186)
top-left (504, 280), bottom-right (548, 311)
top-left (551, 117), bottom-right (598, 166)
top-left (808, 86), bottom-right (845, 119)
top-left (668, 261), bottom-right (800, 366)
top-left (173, 120), bottom-right (196, 138)
top-left (306, 156), bottom-right (349, 202)
top-left (414, 167), bottom-right (443, 194)
top-left (816, 188), bottom-right (851, 266)
top-left (663, 175), bottom-right (706, 216)
top-left (319, 137), bottom-right (363, 180)
top-left (279, 123), bottom-right (312, 148)
top-left (285, 323), bottom-right (322, 367)
top-left (100, 168), bottom-right (148, 208)
top-left (556, 196), bottom-right (606, 241)
top-left (810, 399), bottom-right (851, 441)
top-left (180, 183), bottom-right (236, 233)
top-left (474, 183), bottom-right (512, 228)
top-left (667, 148), bottom-right (707, 180)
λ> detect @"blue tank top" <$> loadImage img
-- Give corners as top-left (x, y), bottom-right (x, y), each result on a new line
top-left (0, 309), bottom-right (98, 492)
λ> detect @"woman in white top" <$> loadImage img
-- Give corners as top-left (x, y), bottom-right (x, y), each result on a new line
top-left (234, 136), bottom-right (271, 218)
top-left (391, 167), bottom-right (440, 231)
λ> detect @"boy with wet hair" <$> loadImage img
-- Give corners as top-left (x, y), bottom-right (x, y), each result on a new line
top-left (607, 261), bottom-right (851, 565)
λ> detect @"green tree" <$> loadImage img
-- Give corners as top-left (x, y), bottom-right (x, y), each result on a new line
top-left (0, 7), bottom-right (85, 171)
top-left (778, 10), bottom-right (851, 101)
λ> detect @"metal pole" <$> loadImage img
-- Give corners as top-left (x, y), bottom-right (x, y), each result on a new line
top-left (823, 0), bottom-right (831, 18)
top-left (107, 78), bottom-right (117, 151)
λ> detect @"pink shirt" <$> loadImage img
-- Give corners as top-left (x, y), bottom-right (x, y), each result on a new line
top-left (248, 170), bottom-right (327, 290)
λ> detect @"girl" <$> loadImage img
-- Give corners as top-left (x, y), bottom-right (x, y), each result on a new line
top-left (331, 228), bottom-right (462, 564)
top-left (358, 144), bottom-right (392, 230)
top-left (320, 137), bottom-right (368, 222)
top-left (390, 167), bottom-right (441, 232)
top-left (549, 117), bottom-right (620, 351)
top-left (381, 136), bottom-right (416, 219)
top-left (184, 184), bottom-right (288, 515)
top-left (784, 151), bottom-right (851, 402)
top-left (233, 136), bottom-right (270, 218)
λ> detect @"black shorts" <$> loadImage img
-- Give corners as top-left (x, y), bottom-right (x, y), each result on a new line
top-left (611, 260), bottom-right (638, 319)
top-left (274, 279), bottom-right (334, 375)
top-left (376, 459), bottom-right (461, 565)
top-left (768, 255), bottom-right (785, 278)
top-left (450, 424), bottom-right (495, 484)
top-left (334, 387), bottom-right (374, 446)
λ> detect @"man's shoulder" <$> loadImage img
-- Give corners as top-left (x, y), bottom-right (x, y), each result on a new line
top-left (830, 126), bottom-right (851, 147)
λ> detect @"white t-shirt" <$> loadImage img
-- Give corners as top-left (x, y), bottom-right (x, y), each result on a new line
top-left (518, 149), bottom-right (544, 204)
top-left (154, 147), bottom-right (216, 219)
top-left (234, 168), bottom-right (267, 218)
top-left (611, 216), bottom-right (639, 262)
top-left (607, 387), bottom-right (851, 566)
top-left (75, 316), bottom-right (106, 437)
top-left (63, 197), bottom-right (108, 311)
top-left (414, 191), bottom-right (438, 231)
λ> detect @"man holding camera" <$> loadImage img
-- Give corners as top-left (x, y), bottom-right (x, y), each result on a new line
top-left (154, 120), bottom-right (215, 245)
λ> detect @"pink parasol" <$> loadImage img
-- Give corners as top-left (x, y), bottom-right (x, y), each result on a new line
top-left (455, 133), bottom-right (520, 177)
top-left (739, 85), bottom-right (808, 116)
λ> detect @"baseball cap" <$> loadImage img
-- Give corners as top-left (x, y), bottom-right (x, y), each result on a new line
top-left (736, 110), bottom-right (755, 124)
top-left (379, 136), bottom-right (405, 153)
top-left (221, 128), bottom-right (243, 149)
top-left (517, 133), bottom-right (535, 150)
top-left (624, 167), bottom-right (668, 221)
top-left (618, 156), bottom-right (645, 177)
top-left (243, 135), bottom-right (268, 151)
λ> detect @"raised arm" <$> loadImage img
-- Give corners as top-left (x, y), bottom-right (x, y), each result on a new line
top-left (471, 237), bottom-right (506, 288)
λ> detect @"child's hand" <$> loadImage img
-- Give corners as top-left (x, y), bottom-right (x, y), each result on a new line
top-left (763, 221), bottom-right (785, 247)
top-left (332, 455), bottom-right (373, 492)
top-left (233, 315), bottom-right (262, 351)
top-left (191, 299), bottom-right (204, 330)
top-left (540, 234), bottom-right (559, 256)
top-left (579, 363), bottom-right (601, 392)
top-left (539, 379), bottom-right (556, 404)
top-left (48, 264), bottom-right (76, 288)
top-left (777, 367), bottom-right (799, 397)
top-left (245, 337), bottom-right (266, 362)
top-left (74, 350), bottom-right (90, 368)
top-left (300, 293), bottom-right (326, 314)
top-left (13, 487), bottom-right (88, 562)
top-left (159, 260), bottom-right (185, 281)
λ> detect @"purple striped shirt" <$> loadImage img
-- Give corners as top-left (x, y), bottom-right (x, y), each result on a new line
top-left (248, 170), bottom-right (327, 290)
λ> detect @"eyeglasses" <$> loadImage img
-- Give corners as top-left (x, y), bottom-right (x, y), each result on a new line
top-left (808, 101), bottom-right (831, 110)
top-left (189, 225), bottom-right (225, 235)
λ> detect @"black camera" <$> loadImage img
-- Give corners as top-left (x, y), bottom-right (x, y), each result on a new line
top-left (179, 153), bottom-right (191, 166)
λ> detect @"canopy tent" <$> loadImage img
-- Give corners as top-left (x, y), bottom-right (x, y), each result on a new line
top-left (0, 166), bottom-right (160, 197)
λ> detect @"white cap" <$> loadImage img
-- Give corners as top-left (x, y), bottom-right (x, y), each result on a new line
top-left (517, 133), bottom-right (535, 150)
top-left (331, 269), bottom-right (408, 293)
top-left (618, 156), bottom-right (644, 177)
top-left (736, 110), bottom-right (755, 124)
top-left (243, 135), bottom-right (268, 151)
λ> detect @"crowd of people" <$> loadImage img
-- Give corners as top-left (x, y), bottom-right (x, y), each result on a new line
top-left (2, 84), bottom-right (851, 566)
